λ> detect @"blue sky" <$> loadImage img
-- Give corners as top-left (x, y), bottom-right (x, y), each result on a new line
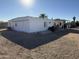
top-left (0, 0), bottom-right (79, 21)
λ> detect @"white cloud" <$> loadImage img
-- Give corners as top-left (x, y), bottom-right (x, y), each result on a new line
top-left (19, 0), bottom-right (35, 8)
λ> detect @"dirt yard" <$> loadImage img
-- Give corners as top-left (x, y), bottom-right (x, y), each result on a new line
top-left (0, 29), bottom-right (79, 59)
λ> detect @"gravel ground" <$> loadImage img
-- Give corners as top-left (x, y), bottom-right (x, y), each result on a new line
top-left (0, 29), bottom-right (79, 59)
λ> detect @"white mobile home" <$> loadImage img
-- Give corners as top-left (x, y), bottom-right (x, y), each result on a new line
top-left (8, 16), bottom-right (54, 33)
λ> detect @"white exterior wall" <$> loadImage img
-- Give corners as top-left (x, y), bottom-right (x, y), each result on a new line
top-left (8, 21), bottom-right (15, 29)
top-left (8, 21), bottom-right (30, 32)
top-left (8, 16), bottom-right (54, 33)
top-left (29, 19), bottom-right (47, 32)
top-left (13, 21), bottom-right (30, 32)
top-left (29, 18), bottom-right (54, 33)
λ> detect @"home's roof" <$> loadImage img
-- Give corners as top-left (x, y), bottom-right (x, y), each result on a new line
top-left (9, 16), bottom-right (49, 22)
top-left (53, 19), bottom-right (68, 21)
top-left (11, 16), bottom-right (32, 20)
top-left (10, 16), bottom-right (38, 21)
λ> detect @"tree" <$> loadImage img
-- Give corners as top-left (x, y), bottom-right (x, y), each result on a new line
top-left (73, 16), bottom-right (76, 22)
top-left (71, 16), bottom-right (76, 27)
top-left (76, 21), bottom-right (79, 26)
top-left (39, 14), bottom-right (47, 19)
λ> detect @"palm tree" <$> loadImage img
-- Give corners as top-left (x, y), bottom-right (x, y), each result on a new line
top-left (39, 14), bottom-right (47, 19)
top-left (71, 16), bottom-right (76, 27)
top-left (73, 16), bottom-right (76, 22)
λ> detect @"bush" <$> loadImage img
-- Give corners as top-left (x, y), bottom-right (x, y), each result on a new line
top-left (7, 27), bottom-right (12, 30)
top-left (70, 21), bottom-right (76, 28)
top-left (76, 21), bottom-right (79, 26)
top-left (48, 26), bottom-right (56, 32)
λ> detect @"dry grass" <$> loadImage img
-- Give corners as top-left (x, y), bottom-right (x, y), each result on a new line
top-left (31, 33), bottom-right (79, 59)
top-left (0, 29), bottom-right (79, 59)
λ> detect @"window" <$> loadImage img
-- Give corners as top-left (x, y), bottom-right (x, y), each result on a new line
top-left (15, 23), bottom-right (17, 27)
top-left (44, 22), bottom-right (46, 27)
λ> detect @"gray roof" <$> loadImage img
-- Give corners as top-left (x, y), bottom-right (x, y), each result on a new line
top-left (10, 16), bottom-right (38, 22)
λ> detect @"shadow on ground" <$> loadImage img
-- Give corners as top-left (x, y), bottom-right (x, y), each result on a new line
top-left (1, 29), bottom-right (79, 50)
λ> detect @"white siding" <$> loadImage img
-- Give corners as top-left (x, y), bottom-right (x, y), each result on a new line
top-left (8, 21), bottom-right (15, 30)
top-left (14, 21), bottom-right (30, 32)
top-left (8, 20), bottom-right (30, 32)
top-left (8, 16), bottom-right (54, 33)
top-left (29, 18), bottom-right (48, 33)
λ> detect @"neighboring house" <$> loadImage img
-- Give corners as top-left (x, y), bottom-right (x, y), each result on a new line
top-left (53, 19), bottom-right (66, 28)
top-left (8, 16), bottom-right (54, 33)
top-left (53, 19), bottom-right (71, 29)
